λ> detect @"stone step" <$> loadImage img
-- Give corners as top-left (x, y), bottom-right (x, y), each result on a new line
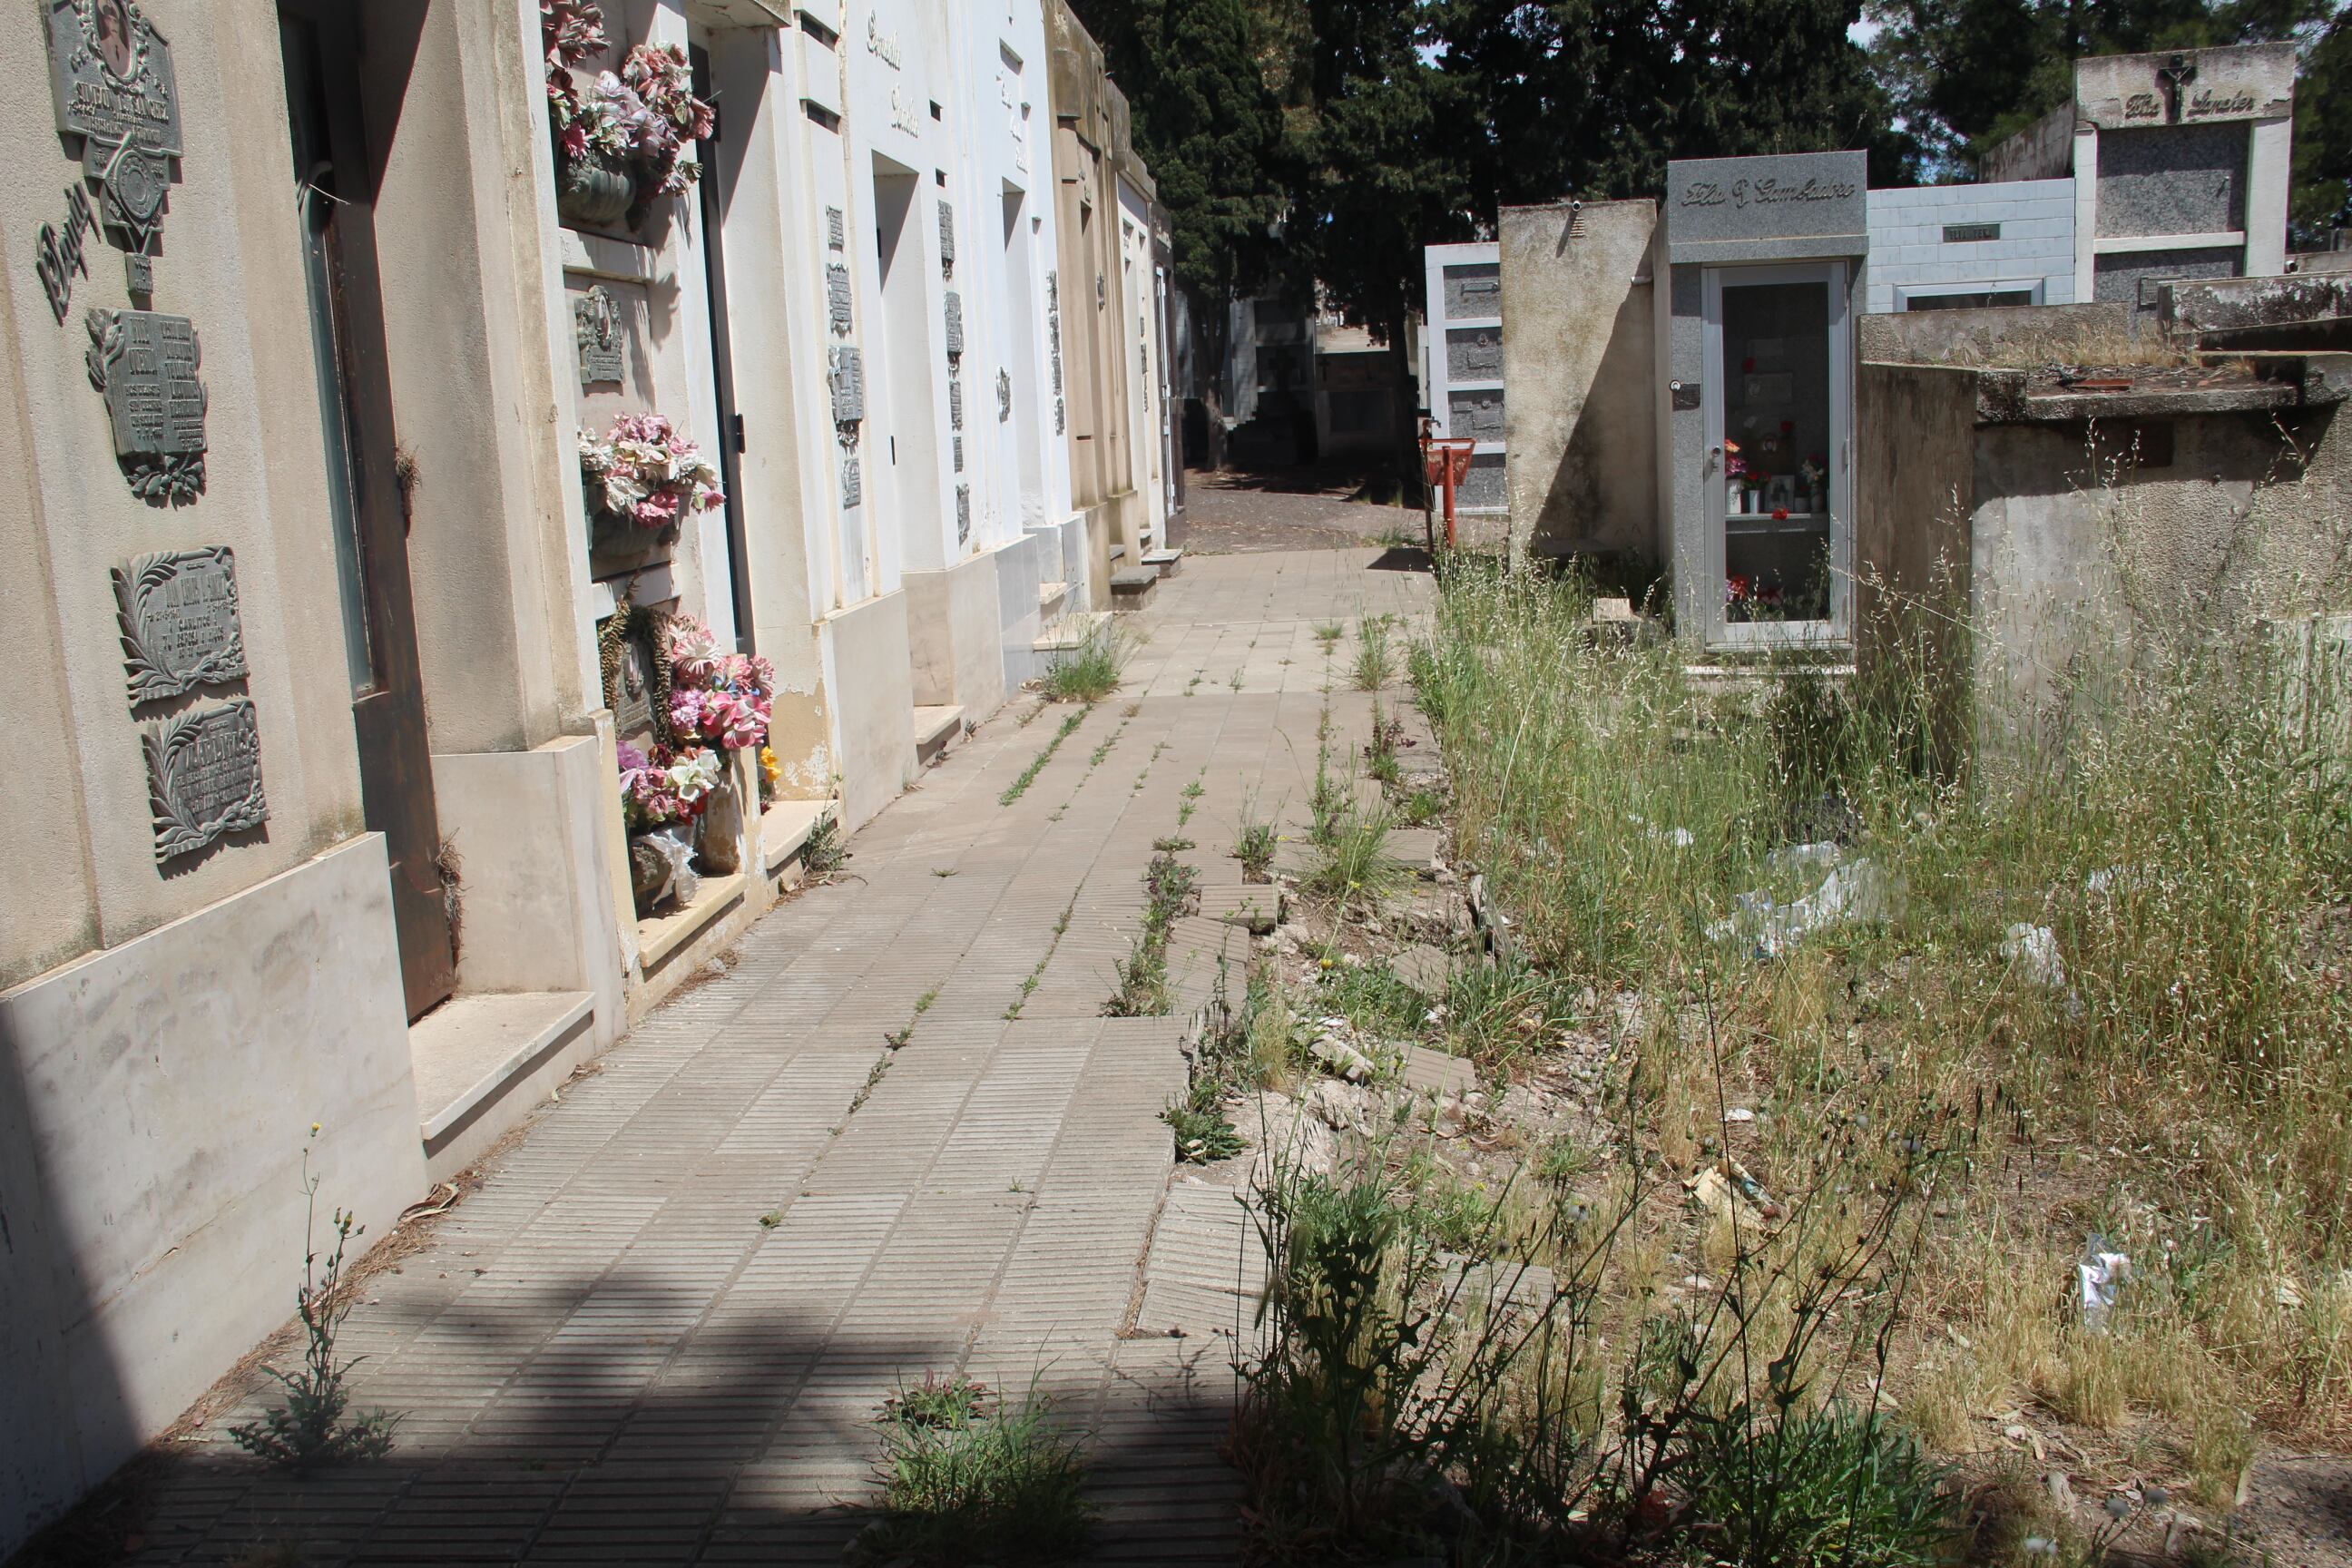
top-left (410, 990), bottom-right (597, 1181)
top-left (1142, 546), bottom-right (1184, 580)
top-left (914, 704), bottom-right (965, 765)
top-left (1035, 608), bottom-right (1113, 652)
top-left (1038, 579), bottom-right (1070, 615)
top-left (1111, 570), bottom-right (1159, 612)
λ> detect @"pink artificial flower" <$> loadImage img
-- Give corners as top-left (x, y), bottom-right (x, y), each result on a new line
top-left (635, 487), bottom-right (681, 529)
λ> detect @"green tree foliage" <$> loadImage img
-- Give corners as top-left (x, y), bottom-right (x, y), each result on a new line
top-left (1865, 0), bottom-right (2333, 176)
top-left (1068, 0), bottom-right (1292, 301)
top-left (1435, 0), bottom-right (1912, 211)
top-left (2293, 8), bottom-right (2352, 240)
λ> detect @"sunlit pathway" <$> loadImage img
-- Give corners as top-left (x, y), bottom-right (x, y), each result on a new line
top-left (120, 549), bottom-right (1428, 1566)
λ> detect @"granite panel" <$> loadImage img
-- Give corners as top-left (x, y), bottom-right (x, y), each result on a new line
top-left (2095, 122), bottom-right (2248, 238)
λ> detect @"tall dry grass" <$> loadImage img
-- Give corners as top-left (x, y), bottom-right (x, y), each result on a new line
top-left (1409, 548), bottom-right (2352, 1488)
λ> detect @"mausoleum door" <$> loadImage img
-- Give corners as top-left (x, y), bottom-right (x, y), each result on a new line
top-left (281, 2), bottom-right (456, 1020)
top-left (1700, 262), bottom-right (1851, 646)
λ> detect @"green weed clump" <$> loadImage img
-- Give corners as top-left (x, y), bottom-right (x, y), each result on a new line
top-left (1040, 627), bottom-right (1125, 703)
top-left (851, 1375), bottom-right (1093, 1565)
top-left (231, 1165), bottom-right (399, 1472)
top-left (1105, 850), bottom-right (1198, 1017)
top-left (1352, 613), bottom-right (1397, 691)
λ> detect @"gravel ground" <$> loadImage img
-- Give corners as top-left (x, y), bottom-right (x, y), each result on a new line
top-left (1175, 466), bottom-right (1425, 554)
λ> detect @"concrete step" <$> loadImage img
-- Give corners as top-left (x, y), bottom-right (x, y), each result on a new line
top-left (913, 704), bottom-right (965, 765)
top-left (1110, 570), bottom-right (1159, 612)
top-left (1038, 579), bottom-right (1069, 617)
top-left (1142, 546), bottom-right (1184, 580)
top-left (1034, 609), bottom-right (1112, 652)
top-left (410, 991), bottom-right (597, 1180)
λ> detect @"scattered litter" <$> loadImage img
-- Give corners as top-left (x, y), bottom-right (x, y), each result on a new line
top-left (1708, 851), bottom-right (1900, 958)
top-left (1721, 1107), bottom-right (1755, 1123)
top-left (1686, 1160), bottom-right (1786, 1225)
top-left (1771, 840), bottom-right (1843, 871)
top-left (2077, 1238), bottom-right (2132, 1330)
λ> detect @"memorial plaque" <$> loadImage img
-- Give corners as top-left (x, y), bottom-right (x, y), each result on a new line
top-left (841, 456), bottom-right (863, 508)
top-left (826, 263), bottom-right (854, 335)
top-left (829, 345), bottom-right (866, 426)
top-left (1442, 263), bottom-right (1501, 319)
top-left (44, 0), bottom-right (185, 170)
top-left (86, 306), bottom-right (206, 505)
top-left (1446, 327), bottom-right (1502, 382)
top-left (953, 434), bottom-right (964, 472)
top-left (1046, 272), bottom-right (1063, 397)
top-left (113, 544), bottom-right (244, 704)
top-left (997, 368), bottom-right (1012, 422)
top-left (1664, 151), bottom-right (1867, 260)
top-left (573, 286), bottom-right (625, 385)
top-left (827, 206), bottom-right (846, 250)
top-left (1448, 389), bottom-right (1504, 441)
top-left (609, 619), bottom-right (662, 750)
top-left (1943, 221), bottom-right (2001, 244)
top-left (143, 699), bottom-right (267, 864)
top-left (1054, 397), bottom-right (1065, 436)
top-left (956, 485), bottom-right (971, 543)
top-left (938, 199), bottom-right (956, 275)
top-left (949, 377), bottom-right (964, 430)
top-left (944, 291), bottom-right (965, 358)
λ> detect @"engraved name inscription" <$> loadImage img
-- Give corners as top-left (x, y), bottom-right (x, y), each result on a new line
top-left (113, 544), bottom-right (244, 703)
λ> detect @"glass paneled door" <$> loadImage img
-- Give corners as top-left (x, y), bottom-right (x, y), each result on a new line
top-left (1701, 263), bottom-right (1851, 644)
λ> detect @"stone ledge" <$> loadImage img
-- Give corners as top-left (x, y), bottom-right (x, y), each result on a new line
top-left (638, 874), bottom-right (747, 975)
top-left (760, 799), bottom-right (833, 877)
top-left (411, 991), bottom-right (595, 1154)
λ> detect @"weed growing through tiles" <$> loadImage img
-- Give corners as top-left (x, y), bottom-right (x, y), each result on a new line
top-left (1004, 901), bottom-right (1073, 1022)
top-left (1233, 797), bottom-right (1279, 883)
top-left (1352, 612), bottom-right (1397, 691)
top-left (231, 1150), bottom-right (400, 1471)
top-left (998, 706), bottom-right (1087, 806)
top-left (1314, 622), bottom-right (1344, 652)
top-left (803, 810), bottom-right (846, 878)
top-left (1105, 851), bottom-right (1199, 1017)
top-left (850, 1375), bottom-right (1094, 1565)
top-left (1039, 626), bottom-right (1124, 703)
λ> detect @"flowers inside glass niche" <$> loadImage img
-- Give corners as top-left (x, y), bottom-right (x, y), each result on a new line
top-left (541, 1), bottom-right (716, 210)
top-left (618, 740), bottom-right (724, 829)
top-left (664, 614), bottom-right (775, 753)
top-left (580, 412), bottom-right (725, 533)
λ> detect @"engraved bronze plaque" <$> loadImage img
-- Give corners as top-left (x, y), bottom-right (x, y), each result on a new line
top-left (143, 699), bottom-right (267, 863)
top-left (829, 345), bottom-right (866, 426)
top-left (944, 291), bottom-right (964, 358)
top-left (113, 544), bottom-right (244, 704)
top-left (86, 306), bottom-right (206, 505)
top-left (573, 286), bottom-right (624, 385)
top-left (826, 263), bottom-right (853, 335)
top-left (45, 0), bottom-right (185, 169)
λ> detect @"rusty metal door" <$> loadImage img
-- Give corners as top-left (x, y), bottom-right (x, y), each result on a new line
top-left (282, 2), bottom-right (456, 1019)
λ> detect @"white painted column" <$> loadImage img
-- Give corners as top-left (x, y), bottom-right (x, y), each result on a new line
top-left (2245, 115), bottom-right (2293, 278)
top-left (2072, 123), bottom-right (2100, 303)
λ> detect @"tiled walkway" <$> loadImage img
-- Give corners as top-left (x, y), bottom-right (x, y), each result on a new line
top-left (124, 549), bottom-right (1429, 1565)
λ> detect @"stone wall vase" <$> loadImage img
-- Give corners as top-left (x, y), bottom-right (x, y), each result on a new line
top-left (558, 157), bottom-right (637, 229)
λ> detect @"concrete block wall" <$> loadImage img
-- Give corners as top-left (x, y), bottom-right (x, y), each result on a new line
top-left (1866, 180), bottom-right (2077, 313)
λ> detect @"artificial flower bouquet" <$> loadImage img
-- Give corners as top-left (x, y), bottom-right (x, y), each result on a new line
top-left (580, 412), bottom-right (724, 534)
top-left (618, 740), bottom-right (725, 830)
top-left (664, 614), bottom-right (775, 752)
top-left (542, 1), bottom-right (715, 205)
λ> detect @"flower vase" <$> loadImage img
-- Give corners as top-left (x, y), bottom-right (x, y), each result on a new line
top-left (557, 154), bottom-right (637, 229)
top-left (629, 822), bottom-right (701, 916)
top-left (696, 775), bottom-right (744, 877)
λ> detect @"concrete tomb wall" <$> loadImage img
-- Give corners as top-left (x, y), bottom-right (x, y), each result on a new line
top-left (1497, 201), bottom-right (1658, 567)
